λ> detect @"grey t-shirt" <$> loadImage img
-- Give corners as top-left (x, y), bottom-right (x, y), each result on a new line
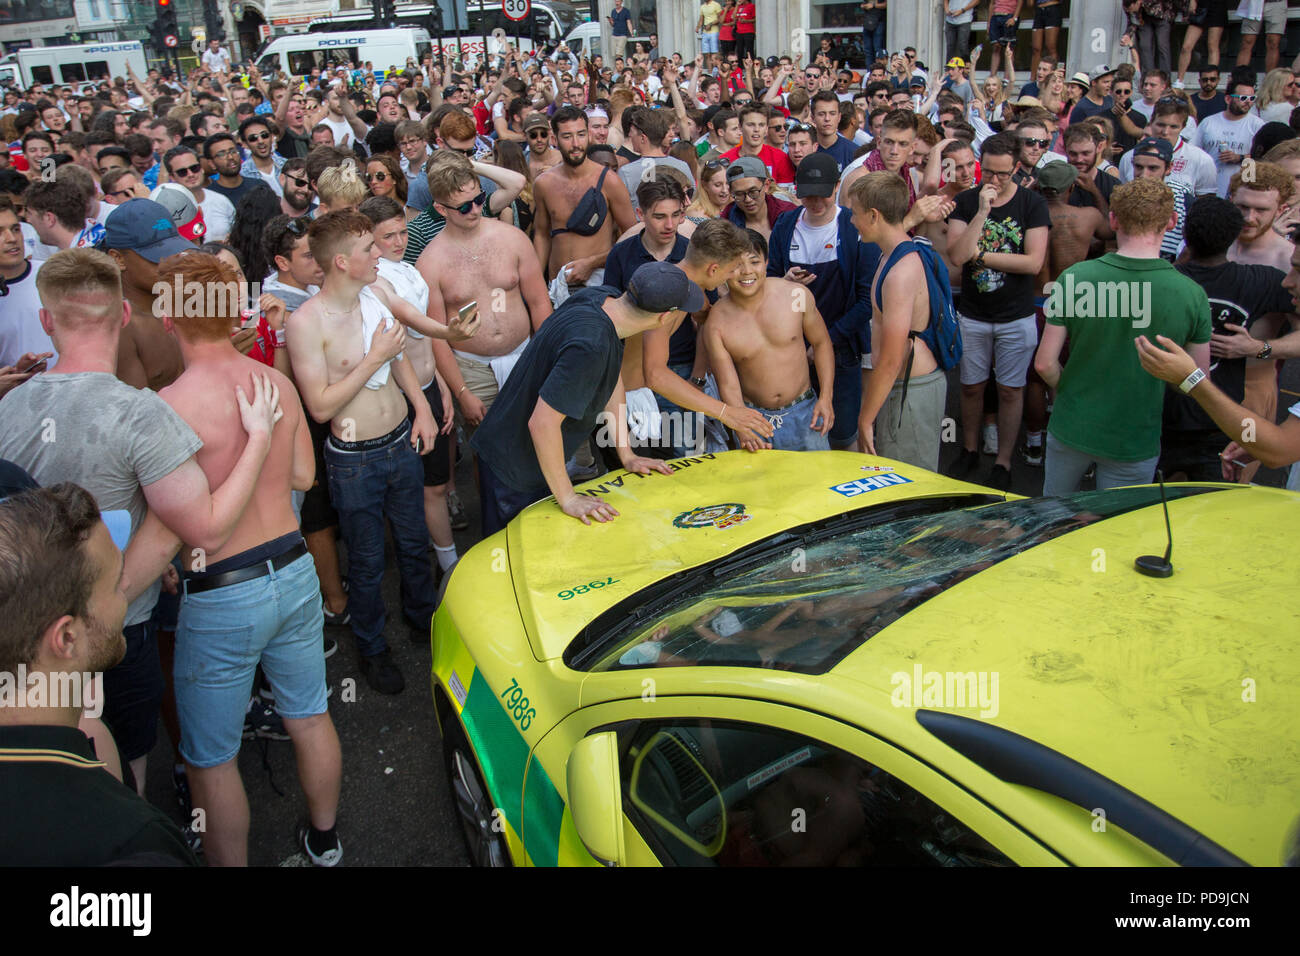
top-left (0, 373), bottom-right (202, 625)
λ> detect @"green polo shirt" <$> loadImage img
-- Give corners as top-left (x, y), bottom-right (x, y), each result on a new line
top-left (1046, 254), bottom-right (1211, 462)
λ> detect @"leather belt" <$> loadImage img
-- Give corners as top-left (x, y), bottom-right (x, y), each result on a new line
top-left (182, 541), bottom-right (309, 595)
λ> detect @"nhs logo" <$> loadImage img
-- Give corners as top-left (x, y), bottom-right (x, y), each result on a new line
top-left (830, 473), bottom-right (913, 497)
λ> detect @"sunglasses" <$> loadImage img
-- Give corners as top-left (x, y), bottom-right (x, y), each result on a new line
top-left (789, 122), bottom-right (815, 134)
top-left (527, 129), bottom-right (549, 137)
top-left (702, 157), bottom-right (732, 171)
top-left (1231, 93), bottom-right (1256, 101)
top-left (441, 190), bottom-right (486, 215)
top-left (171, 163), bottom-right (203, 177)
top-left (1020, 137), bottom-right (1050, 149)
top-left (366, 170), bottom-right (389, 183)
top-left (449, 146), bottom-right (476, 157)
top-left (245, 131), bottom-right (272, 142)
top-left (284, 217), bottom-right (310, 235)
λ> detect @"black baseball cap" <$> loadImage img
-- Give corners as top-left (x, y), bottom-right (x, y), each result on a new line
top-left (626, 262), bottom-right (706, 314)
top-left (795, 152), bottom-right (840, 198)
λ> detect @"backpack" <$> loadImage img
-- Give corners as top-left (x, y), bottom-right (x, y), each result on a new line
top-left (872, 236), bottom-right (964, 424)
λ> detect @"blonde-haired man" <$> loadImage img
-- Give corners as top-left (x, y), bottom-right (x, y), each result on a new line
top-left (286, 211), bottom-right (478, 696)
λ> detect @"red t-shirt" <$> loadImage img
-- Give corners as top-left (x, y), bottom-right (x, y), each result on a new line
top-left (721, 143), bottom-right (797, 184)
top-left (736, 2), bottom-right (756, 34)
top-left (472, 100), bottom-right (491, 136)
top-left (719, 7), bottom-right (735, 42)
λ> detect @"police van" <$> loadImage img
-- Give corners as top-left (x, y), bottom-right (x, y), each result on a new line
top-left (0, 42), bottom-right (148, 88)
top-left (254, 28), bottom-right (434, 78)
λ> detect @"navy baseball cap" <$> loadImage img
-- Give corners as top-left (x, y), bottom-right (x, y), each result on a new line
top-left (626, 262), bottom-right (706, 314)
top-left (103, 198), bottom-right (194, 262)
top-left (1133, 136), bottom-right (1174, 164)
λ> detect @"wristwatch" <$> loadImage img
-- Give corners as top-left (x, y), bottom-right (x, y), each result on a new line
top-left (973, 251), bottom-right (986, 269)
top-left (1256, 341), bottom-right (1273, 360)
top-left (690, 376), bottom-right (708, 388)
top-left (1178, 367), bottom-right (1206, 394)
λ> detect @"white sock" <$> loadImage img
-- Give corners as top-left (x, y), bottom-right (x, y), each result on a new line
top-left (434, 544), bottom-right (459, 571)
top-left (1026, 430), bottom-right (1044, 447)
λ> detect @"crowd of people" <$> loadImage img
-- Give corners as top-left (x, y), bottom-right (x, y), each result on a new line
top-left (3, 10), bottom-right (1300, 866)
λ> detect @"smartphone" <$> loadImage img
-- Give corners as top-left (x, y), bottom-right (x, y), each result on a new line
top-left (414, 436), bottom-right (424, 454)
top-left (18, 358), bottom-right (47, 375)
top-left (458, 300), bottom-right (478, 322)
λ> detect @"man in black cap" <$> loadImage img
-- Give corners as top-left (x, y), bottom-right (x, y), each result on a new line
top-left (767, 152), bottom-right (880, 450)
top-left (470, 262), bottom-right (704, 532)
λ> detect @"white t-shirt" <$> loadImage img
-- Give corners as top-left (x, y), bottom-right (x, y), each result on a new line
top-left (201, 47), bottom-right (231, 73)
top-left (376, 257), bottom-right (429, 317)
top-left (789, 212), bottom-right (840, 265)
top-left (0, 259), bottom-right (57, 368)
top-left (196, 189), bottom-right (236, 241)
top-left (321, 115), bottom-right (356, 148)
top-left (1193, 111), bottom-right (1265, 196)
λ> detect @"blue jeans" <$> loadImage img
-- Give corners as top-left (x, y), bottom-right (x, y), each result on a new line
top-left (862, 15), bottom-right (885, 67)
top-left (324, 424), bottom-right (437, 657)
top-left (746, 390), bottom-right (831, 451)
top-left (827, 348), bottom-right (863, 448)
top-left (175, 552), bottom-right (328, 768)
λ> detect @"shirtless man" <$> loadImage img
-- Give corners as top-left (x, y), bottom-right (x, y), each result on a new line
top-left (1035, 161), bottom-right (1110, 286)
top-left (154, 251), bottom-right (342, 869)
top-left (848, 172), bottom-right (946, 470)
top-left (641, 218), bottom-right (775, 450)
top-left (918, 139), bottom-right (979, 287)
top-left (419, 153), bottom-right (552, 452)
top-left (1226, 160), bottom-right (1296, 463)
top-left (704, 229), bottom-right (834, 451)
top-left (523, 113), bottom-right (561, 180)
top-left (361, 195), bottom-right (459, 576)
top-left (286, 211), bottom-right (477, 696)
top-left (532, 106), bottom-right (636, 287)
top-left (1228, 162), bottom-right (1295, 273)
top-left (102, 197), bottom-right (187, 390)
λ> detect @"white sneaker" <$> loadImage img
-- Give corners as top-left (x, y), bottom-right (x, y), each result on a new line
top-left (299, 824), bottom-right (343, 867)
top-left (981, 423), bottom-right (998, 455)
top-left (1172, 79), bottom-right (1185, 89)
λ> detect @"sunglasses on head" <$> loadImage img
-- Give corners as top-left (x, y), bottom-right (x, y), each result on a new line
top-left (171, 163), bottom-right (203, 177)
top-left (441, 191), bottom-right (487, 215)
top-left (789, 122), bottom-right (815, 134)
top-left (703, 157), bottom-right (732, 171)
top-left (284, 217), bottom-right (309, 235)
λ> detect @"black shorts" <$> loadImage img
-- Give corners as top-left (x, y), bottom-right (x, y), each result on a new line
top-left (1158, 431), bottom-right (1227, 482)
top-left (103, 618), bottom-right (164, 762)
top-left (299, 415), bottom-right (338, 535)
top-left (1034, 2), bottom-right (1063, 30)
top-left (415, 379), bottom-right (452, 487)
top-left (1204, 0), bottom-right (1230, 29)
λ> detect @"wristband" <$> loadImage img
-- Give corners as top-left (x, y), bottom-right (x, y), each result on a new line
top-left (458, 384), bottom-right (467, 396)
top-left (273, 328), bottom-right (287, 348)
top-left (1177, 367), bottom-right (1206, 394)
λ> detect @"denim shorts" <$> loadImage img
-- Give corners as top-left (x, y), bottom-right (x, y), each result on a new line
top-left (746, 389), bottom-right (830, 451)
top-left (174, 552), bottom-right (327, 768)
top-left (990, 13), bottom-right (1018, 46)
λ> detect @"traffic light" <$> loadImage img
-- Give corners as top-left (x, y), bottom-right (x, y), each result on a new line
top-left (156, 0), bottom-right (178, 40)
